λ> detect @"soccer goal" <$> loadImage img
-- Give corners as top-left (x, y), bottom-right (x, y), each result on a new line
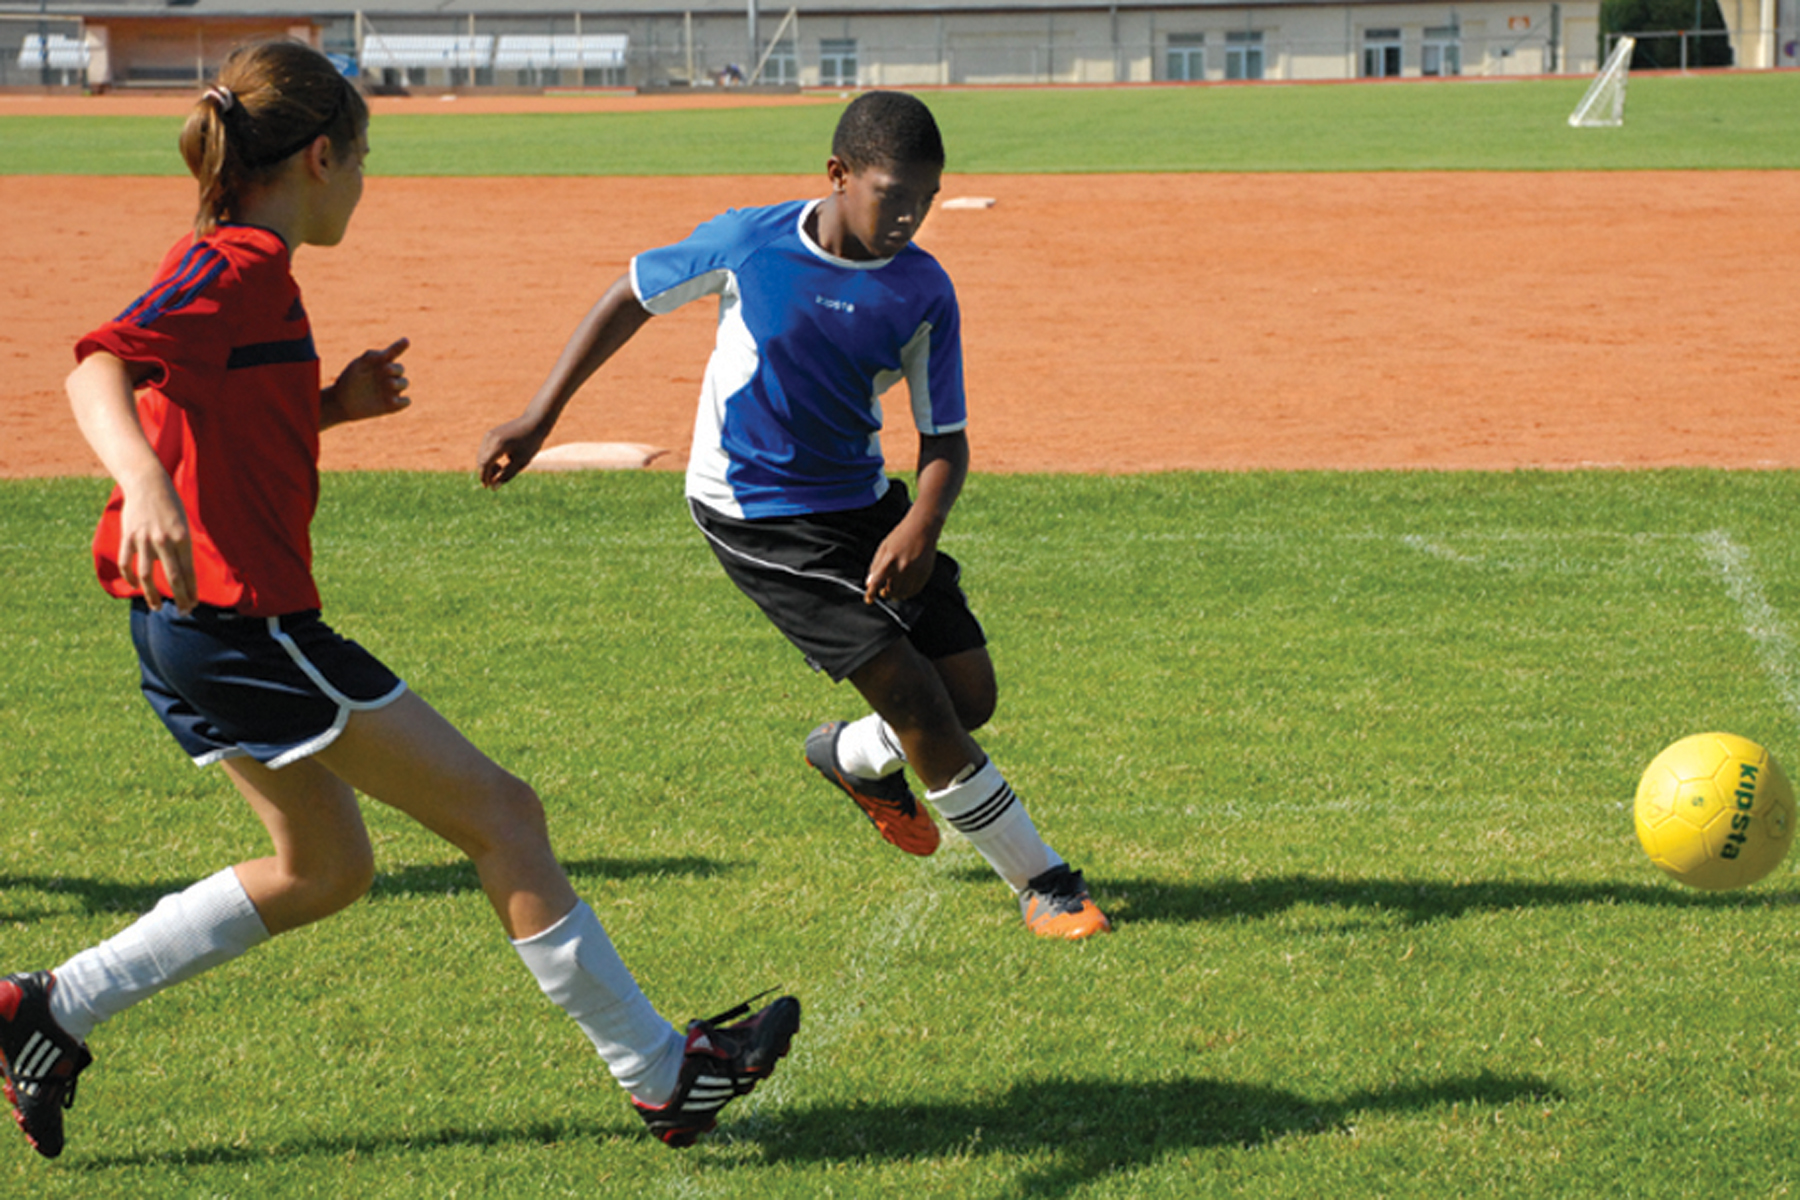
top-left (1568, 36), bottom-right (1636, 128)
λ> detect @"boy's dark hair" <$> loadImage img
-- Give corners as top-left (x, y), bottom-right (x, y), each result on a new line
top-left (831, 91), bottom-right (945, 172)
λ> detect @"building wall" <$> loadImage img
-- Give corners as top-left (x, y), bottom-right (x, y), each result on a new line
top-left (614, 4), bottom-right (1602, 88)
top-left (53, 3), bottom-right (1608, 91)
top-left (88, 17), bottom-right (318, 85)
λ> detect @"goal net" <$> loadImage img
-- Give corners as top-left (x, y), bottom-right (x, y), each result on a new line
top-left (1568, 36), bottom-right (1636, 128)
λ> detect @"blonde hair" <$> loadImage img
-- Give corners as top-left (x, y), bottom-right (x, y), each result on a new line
top-left (180, 40), bottom-right (368, 236)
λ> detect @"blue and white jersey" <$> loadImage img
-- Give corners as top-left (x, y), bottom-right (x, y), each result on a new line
top-left (631, 199), bottom-right (967, 519)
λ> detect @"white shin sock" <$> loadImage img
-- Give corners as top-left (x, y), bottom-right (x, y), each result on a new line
top-left (924, 759), bottom-right (1062, 892)
top-left (49, 867), bottom-right (271, 1044)
top-left (511, 901), bottom-right (684, 1106)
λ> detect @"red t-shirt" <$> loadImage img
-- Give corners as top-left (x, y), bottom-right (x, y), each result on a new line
top-left (77, 225), bottom-right (323, 616)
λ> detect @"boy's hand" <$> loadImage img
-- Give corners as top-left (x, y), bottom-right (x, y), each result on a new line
top-left (324, 339), bottom-right (410, 427)
top-left (478, 416), bottom-right (548, 488)
top-left (865, 515), bottom-right (938, 604)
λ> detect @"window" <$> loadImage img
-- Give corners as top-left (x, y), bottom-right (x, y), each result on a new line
top-left (1224, 31), bottom-right (1264, 80)
top-left (1362, 28), bottom-right (1402, 77)
top-left (819, 37), bottom-right (857, 86)
top-left (1422, 25), bottom-right (1461, 76)
top-left (763, 41), bottom-right (798, 84)
top-left (1166, 33), bottom-right (1205, 81)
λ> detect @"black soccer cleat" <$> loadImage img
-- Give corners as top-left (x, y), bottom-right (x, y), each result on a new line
top-left (632, 991), bottom-right (800, 1148)
top-left (0, 972), bottom-right (93, 1159)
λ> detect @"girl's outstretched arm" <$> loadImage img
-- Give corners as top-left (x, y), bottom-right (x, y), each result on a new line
top-left (321, 338), bottom-right (411, 430)
top-left (478, 273), bottom-right (652, 488)
top-left (66, 352), bottom-right (197, 614)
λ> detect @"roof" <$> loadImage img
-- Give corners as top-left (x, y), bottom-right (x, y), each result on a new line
top-left (4, 0), bottom-right (1312, 20)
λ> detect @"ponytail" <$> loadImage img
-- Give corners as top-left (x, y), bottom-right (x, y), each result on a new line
top-left (179, 40), bottom-right (368, 236)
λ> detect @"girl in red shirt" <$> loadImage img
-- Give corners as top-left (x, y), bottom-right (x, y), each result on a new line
top-left (0, 40), bottom-right (794, 1160)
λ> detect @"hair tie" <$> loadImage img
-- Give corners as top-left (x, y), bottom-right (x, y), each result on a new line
top-left (204, 85), bottom-right (235, 113)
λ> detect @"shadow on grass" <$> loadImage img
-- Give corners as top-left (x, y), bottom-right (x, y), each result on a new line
top-left (943, 867), bottom-right (1800, 928)
top-left (0, 856), bottom-right (737, 922)
top-left (753, 1071), bottom-right (1562, 1196)
top-left (67, 1070), bottom-right (1560, 1194)
top-left (1085, 872), bottom-right (1800, 927)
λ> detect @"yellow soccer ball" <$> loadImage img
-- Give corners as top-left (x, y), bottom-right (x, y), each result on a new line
top-left (1634, 732), bottom-right (1796, 891)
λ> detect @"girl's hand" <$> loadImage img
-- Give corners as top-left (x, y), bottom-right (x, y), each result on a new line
top-left (118, 472), bottom-right (196, 614)
top-left (477, 416), bottom-right (549, 488)
top-left (323, 338), bottom-right (410, 428)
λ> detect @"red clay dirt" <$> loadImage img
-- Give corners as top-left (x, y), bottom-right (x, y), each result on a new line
top-left (4, 94), bottom-right (1797, 477)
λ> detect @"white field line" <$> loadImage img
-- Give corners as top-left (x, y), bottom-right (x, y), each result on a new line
top-left (1398, 534), bottom-right (1486, 565)
top-left (1696, 530), bottom-right (1800, 725)
top-left (705, 842), bottom-right (978, 1150)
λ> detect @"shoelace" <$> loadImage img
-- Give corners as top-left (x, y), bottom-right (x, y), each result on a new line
top-left (697, 989), bottom-right (778, 1030)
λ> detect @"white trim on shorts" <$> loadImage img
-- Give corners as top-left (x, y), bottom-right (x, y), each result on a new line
top-left (258, 616), bottom-right (409, 770)
top-left (686, 499), bottom-right (915, 631)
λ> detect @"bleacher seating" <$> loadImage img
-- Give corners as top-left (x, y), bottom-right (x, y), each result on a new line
top-left (358, 34), bottom-right (494, 71)
top-left (16, 34), bottom-right (90, 71)
top-left (491, 34), bottom-right (627, 71)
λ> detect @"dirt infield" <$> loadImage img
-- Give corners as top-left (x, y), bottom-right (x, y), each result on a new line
top-left (5, 163), bottom-right (1796, 477)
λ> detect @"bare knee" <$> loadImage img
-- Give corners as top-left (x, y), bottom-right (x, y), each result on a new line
top-left (456, 770), bottom-right (554, 862)
top-left (308, 851), bottom-right (376, 918)
top-left (253, 846), bottom-right (374, 933)
top-left (935, 650), bottom-right (998, 732)
top-left (951, 679), bottom-right (997, 732)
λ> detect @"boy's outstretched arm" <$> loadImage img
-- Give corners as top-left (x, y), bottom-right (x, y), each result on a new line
top-left (478, 273), bottom-right (652, 488)
top-left (865, 430), bottom-right (969, 604)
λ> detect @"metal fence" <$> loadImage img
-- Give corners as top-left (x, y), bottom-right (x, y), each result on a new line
top-left (0, 14), bottom-right (1784, 91)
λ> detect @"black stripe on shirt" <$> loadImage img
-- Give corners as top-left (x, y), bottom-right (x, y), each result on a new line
top-left (226, 335), bottom-right (317, 370)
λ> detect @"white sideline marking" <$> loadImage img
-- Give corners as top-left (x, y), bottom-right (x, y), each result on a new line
top-left (1697, 530), bottom-right (1800, 722)
top-left (773, 863), bottom-right (944, 1071)
top-left (1399, 534), bottom-right (1485, 565)
top-left (675, 845), bottom-right (964, 1168)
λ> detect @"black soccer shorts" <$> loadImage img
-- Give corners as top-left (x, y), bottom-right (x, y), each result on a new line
top-left (689, 481), bottom-right (987, 682)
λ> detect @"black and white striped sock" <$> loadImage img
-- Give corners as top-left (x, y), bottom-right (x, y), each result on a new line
top-left (924, 758), bottom-right (1062, 892)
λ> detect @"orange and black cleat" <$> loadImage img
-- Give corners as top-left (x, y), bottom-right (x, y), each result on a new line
top-left (805, 721), bottom-right (941, 857)
top-left (1019, 865), bottom-right (1113, 940)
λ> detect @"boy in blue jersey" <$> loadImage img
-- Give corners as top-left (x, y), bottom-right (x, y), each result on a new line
top-left (479, 92), bottom-right (1109, 939)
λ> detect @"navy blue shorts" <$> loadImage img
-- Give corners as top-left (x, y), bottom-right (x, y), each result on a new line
top-left (690, 480), bottom-right (988, 682)
top-left (130, 600), bottom-right (407, 769)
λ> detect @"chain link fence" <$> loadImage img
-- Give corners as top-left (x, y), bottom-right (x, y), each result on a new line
top-left (0, 11), bottom-right (1787, 92)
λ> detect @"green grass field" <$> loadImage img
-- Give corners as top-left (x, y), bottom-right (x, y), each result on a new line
top-left (6, 74), bottom-right (1800, 1196)
top-left (3, 71), bottom-right (1798, 175)
top-left (5, 471), bottom-right (1800, 1197)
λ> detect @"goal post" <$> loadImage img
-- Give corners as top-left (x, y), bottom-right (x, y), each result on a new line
top-left (1568, 35), bottom-right (1636, 128)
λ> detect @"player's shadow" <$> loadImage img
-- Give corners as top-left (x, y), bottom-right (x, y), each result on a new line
top-left (0, 857), bottom-right (734, 923)
top-left (750, 1070), bottom-right (1560, 1196)
top-left (1071, 871), bottom-right (1800, 928)
top-left (367, 856), bottom-right (740, 902)
top-left (69, 1069), bottom-right (1558, 1186)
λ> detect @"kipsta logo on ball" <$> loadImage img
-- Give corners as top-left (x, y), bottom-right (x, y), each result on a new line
top-left (1633, 732), bottom-right (1796, 891)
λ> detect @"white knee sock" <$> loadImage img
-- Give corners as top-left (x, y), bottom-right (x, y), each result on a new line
top-left (511, 901), bottom-right (684, 1106)
top-left (924, 758), bottom-right (1063, 892)
top-left (837, 714), bottom-right (906, 779)
top-left (49, 867), bottom-right (271, 1044)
